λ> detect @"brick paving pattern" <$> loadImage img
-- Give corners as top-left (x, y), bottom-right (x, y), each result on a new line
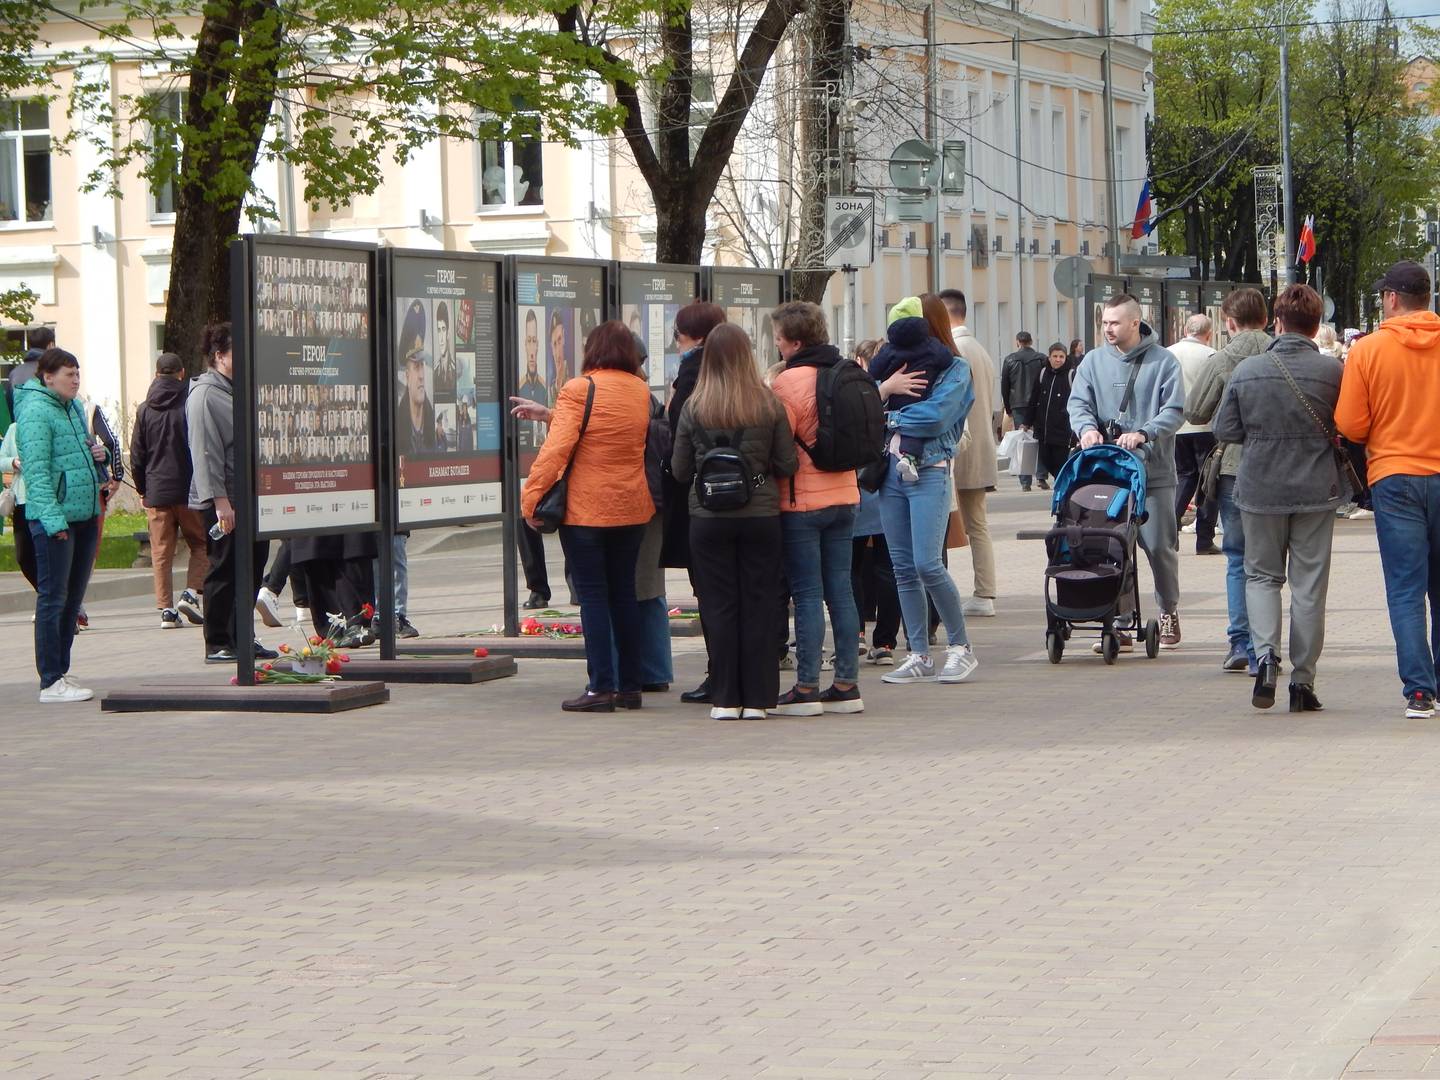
top-left (2, 492), bottom-right (1437, 1079)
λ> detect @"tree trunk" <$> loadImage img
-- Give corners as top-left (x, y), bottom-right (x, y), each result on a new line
top-left (161, 0), bottom-right (280, 373)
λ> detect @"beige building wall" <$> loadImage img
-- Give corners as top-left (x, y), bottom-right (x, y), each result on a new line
top-left (0, 0), bottom-right (1151, 423)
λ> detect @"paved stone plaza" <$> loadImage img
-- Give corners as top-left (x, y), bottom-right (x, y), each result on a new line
top-left (4, 492), bottom-right (1440, 1079)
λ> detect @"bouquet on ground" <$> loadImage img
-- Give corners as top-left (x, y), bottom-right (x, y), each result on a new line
top-left (255, 614), bottom-right (358, 683)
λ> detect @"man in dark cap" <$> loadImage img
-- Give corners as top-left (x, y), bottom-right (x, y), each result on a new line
top-left (1337, 261), bottom-right (1440, 719)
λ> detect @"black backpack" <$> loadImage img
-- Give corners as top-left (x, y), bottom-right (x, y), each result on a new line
top-left (797, 360), bottom-right (886, 472)
top-left (694, 429), bottom-right (756, 512)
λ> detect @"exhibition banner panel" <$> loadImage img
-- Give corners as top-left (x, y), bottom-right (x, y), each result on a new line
top-left (389, 251), bottom-right (504, 526)
top-left (1131, 278), bottom-right (1163, 339)
top-left (1202, 281), bottom-right (1236, 352)
top-left (708, 268), bottom-right (784, 366)
top-left (511, 259), bottom-right (608, 479)
top-left (1084, 275), bottom-right (1128, 351)
top-left (1162, 281), bottom-right (1201, 347)
top-left (619, 263), bottom-right (700, 400)
top-left (250, 239), bottom-right (379, 539)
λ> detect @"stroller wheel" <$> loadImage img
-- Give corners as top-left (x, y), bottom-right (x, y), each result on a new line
top-left (1144, 618), bottom-right (1161, 659)
top-left (1061, 623), bottom-right (1072, 641)
top-left (1101, 633), bottom-right (1120, 665)
top-left (1046, 631), bottom-right (1064, 664)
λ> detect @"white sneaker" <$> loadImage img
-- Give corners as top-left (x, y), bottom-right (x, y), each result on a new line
top-left (39, 678), bottom-right (92, 703)
top-left (255, 587), bottom-right (283, 627)
top-left (882, 653), bottom-right (938, 683)
top-left (938, 644), bottom-right (979, 683)
top-left (962, 596), bottom-right (996, 617)
top-left (1181, 521), bottom-right (1197, 534)
top-left (741, 708), bottom-right (767, 720)
top-left (1335, 501), bottom-right (1357, 517)
top-left (1348, 508), bottom-right (1374, 520)
top-left (61, 674), bottom-right (93, 696)
top-left (294, 605), bottom-right (311, 626)
top-left (177, 589), bottom-right (204, 625)
top-left (710, 706), bottom-right (741, 720)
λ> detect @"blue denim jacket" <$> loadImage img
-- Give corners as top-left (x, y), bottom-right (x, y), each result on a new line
top-left (883, 359), bottom-right (975, 467)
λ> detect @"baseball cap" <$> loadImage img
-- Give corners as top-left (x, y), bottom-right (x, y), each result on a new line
top-left (1373, 260), bottom-right (1431, 296)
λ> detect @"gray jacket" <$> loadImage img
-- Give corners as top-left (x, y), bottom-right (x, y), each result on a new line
top-left (186, 368), bottom-right (234, 509)
top-left (1185, 327), bottom-right (1273, 476)
top-left (1211, 333), bottom-right (1347, 515)
top-left (671, 398), bottom-right (798, 518)
top-left (1067, 325), bottom-right (1186, 490)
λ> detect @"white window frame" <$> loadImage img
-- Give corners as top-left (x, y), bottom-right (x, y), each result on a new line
top-left (147, 90), bottom-right (186, 223)
top-left (0, 98), bottom-right (53, 229)
top-left (474, 115), bottom-right (545, 213)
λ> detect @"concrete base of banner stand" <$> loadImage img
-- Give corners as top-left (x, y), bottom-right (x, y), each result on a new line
top-left (338, 655), bottom-right (517, 683)
top-left (100, 679), bottom-right (389, 714)
top-left (669, 618), bottom-right (702, 637)
top-left (397, 636), bottom-right (586, 660)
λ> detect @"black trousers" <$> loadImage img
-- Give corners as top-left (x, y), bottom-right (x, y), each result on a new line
top-left (690, 515), bottom-right (783, 710)
top-left (852, 534), bottom-right (901, 650)
top-left (261, 540), bottom-right (310, 607)
top-left (200, 506), bottom-right (269, 652)
top-left (1038, 441), bottom-right (1073, 485)
top-left (298, 555), bottom-right (375, 638)
top-left (1173, 432), bottom-right (1218, 548)
top-left (1343, 438), bottom-right (1371, 509)
top-left (518, 520), bottom-right (550, 598)
top-left (11, 503), bottom-right (38, 590)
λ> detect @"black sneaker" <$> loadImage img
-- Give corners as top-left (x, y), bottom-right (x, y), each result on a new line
top-left (771, 686), bottom-right (823, 717)
top-left (397, 616), bottom-right (420, 639)
top-left (1037, 478), bottom-right (1050, 491)
top-left (819, 684), bottom-right (864, 714)
top-left (253, 640), bottom-right (279, 661)
top-left (160, 608), bottom-right (182, 629)
top-left (1406, 692), bottom-right (1436, 719)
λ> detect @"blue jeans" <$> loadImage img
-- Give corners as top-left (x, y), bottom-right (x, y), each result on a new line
top-left (781, 505), bottom-right (859, 687)
top-left (30, 516), bottom-right (100, 689)
top-left (1217, 476), bottom-right (1252, 659)
top-left (372, 534), bottom-right (409, 617)
top-left (613, 596), bottom-right (673, 686)
top-left (558, 523), bottom-right (645, 693)
top-left (878, 460), bottom-right (968, 654)
top-left (1371, 474), bottom-right (1440, 699)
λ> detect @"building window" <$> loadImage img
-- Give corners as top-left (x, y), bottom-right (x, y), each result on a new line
top-left (148, 91), bottom-right (185, 219)
top-left (0, 99), bottom-right (52, 225)
top-left (477, 122), bottom-right (543, 209)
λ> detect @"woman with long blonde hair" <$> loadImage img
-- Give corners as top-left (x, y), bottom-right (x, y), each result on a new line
top-left (671, 324), bottom-right (798, 719)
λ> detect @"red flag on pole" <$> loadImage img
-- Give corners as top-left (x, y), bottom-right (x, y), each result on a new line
top-left (1298, 215), bottom-right (1316, 264)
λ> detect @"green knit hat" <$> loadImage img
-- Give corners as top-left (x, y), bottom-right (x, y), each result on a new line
top-left (887, 297), bottom-right (923, 325)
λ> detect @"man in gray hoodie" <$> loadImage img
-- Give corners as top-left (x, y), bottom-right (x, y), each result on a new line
top-left (1184, 287), bottom-right (1273, 675)
top-left (1069, 293), bottom-right (1186, 650)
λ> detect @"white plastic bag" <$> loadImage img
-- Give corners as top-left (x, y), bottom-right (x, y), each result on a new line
top-left (995, 428), bottom-right (1023, 470)
top-left (1008, 432), bottom-right (1039, 476)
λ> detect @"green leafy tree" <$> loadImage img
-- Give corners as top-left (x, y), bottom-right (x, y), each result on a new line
top-left (6, 0), bottom-right (640, 369)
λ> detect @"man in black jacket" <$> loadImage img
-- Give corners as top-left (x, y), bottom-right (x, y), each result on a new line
top-left (130, 352), bottom-right (209, 628)
top-left (1000, 331), bottom-right (1047, 490)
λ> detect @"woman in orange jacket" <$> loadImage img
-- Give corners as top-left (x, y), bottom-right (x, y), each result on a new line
top-left (521, 321), bottom-right (655, 712)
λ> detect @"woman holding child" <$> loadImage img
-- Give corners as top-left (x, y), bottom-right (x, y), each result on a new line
top-left (869, 295), bottom-right (978, 686)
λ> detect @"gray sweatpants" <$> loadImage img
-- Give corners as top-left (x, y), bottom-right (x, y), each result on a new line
top-left (1241, 509), bottom-right (1336, 686)
top-left (1138, 488), bottom-right (1181, 614)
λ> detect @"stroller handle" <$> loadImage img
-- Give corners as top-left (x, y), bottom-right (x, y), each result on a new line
top-left (1018, 525), bottom-right (1132, 542)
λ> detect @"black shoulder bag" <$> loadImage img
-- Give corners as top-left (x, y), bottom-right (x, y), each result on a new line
top-left (532, 377), bottom-right (595, 533)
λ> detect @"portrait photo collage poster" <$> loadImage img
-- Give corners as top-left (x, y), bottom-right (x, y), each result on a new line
top-left (1204, 282), bottom-right (1236, 353)
top-left (391, 254), bottom-right (504, 527)
top-left (711, 270), bottom-right (782, 373)
top-left (619, 266), bottom-right (698, 402)
top-left (251, 242), bottom-right (378, 537)
top-left (1162, 281), bottom-right (1200, 348)
top-left (513, 261), bottom-right (606, 479)
top-left (1132, 279), bottom-right (1162, 344)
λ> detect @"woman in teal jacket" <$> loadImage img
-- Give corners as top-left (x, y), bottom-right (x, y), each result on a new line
top-left (15, 349), bottom-right (107, 703)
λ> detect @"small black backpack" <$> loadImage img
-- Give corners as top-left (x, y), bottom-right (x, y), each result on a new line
top-left (798, 359), bottom-right (886, 472)
top-left (693, 429), bottom-right (756, 512)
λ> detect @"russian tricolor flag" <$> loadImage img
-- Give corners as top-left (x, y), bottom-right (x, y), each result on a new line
top-left (1298, 215), bottom-right (1316, 264)
top-left (1131, 180), bottom-right (1154, 239)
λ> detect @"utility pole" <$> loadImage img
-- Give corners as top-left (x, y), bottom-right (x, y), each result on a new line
top-left (1014, 31), bottom-right (1026, 333)
top-left (1101, 0), bottom-right (1120, 275)
top-left (1279, 0), bottom-right (1298, 286)
top-left (926, 0), bottom-right (941, 294)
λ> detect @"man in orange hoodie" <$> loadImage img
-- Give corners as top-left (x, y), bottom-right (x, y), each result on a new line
top-left (1336, 261), bottom-right (1440, 719)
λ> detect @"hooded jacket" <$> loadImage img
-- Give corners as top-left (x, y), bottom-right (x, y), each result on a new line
top-left (869, 316), bottom-right (955, 407)
top-left (883, 357), bottom-right (974, 469)
top-left (1001, 345), bottom-right (1047, 421)
top-left (1184, 327), bottom-right (1273, 476)
top-left (950, 325), bottom-right (998, 491)
top-left (771, 343), bottom-right (861, 512)
top-left (1212, 333), bottom-right (1346, 514)
top-left (1336, 309), bottom-right (1440, 484)
top-left (130, 375), bottom-right (193, 508)
top-left (1067, 324), bottom-right (1186, 490)
top-left (15, 380), bottom-right (103, 536)
top-left (186, 368), bottom-right (235, 509)
top-left (1028, 357), bottom-right (1077, 447)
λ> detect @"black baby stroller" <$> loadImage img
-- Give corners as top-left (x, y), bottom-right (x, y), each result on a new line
top-left (1019, 444), bottom-right (1160, 665)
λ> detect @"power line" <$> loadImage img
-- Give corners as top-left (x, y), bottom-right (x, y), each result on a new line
top-left (874, 11), bottom-right (1436, 51)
